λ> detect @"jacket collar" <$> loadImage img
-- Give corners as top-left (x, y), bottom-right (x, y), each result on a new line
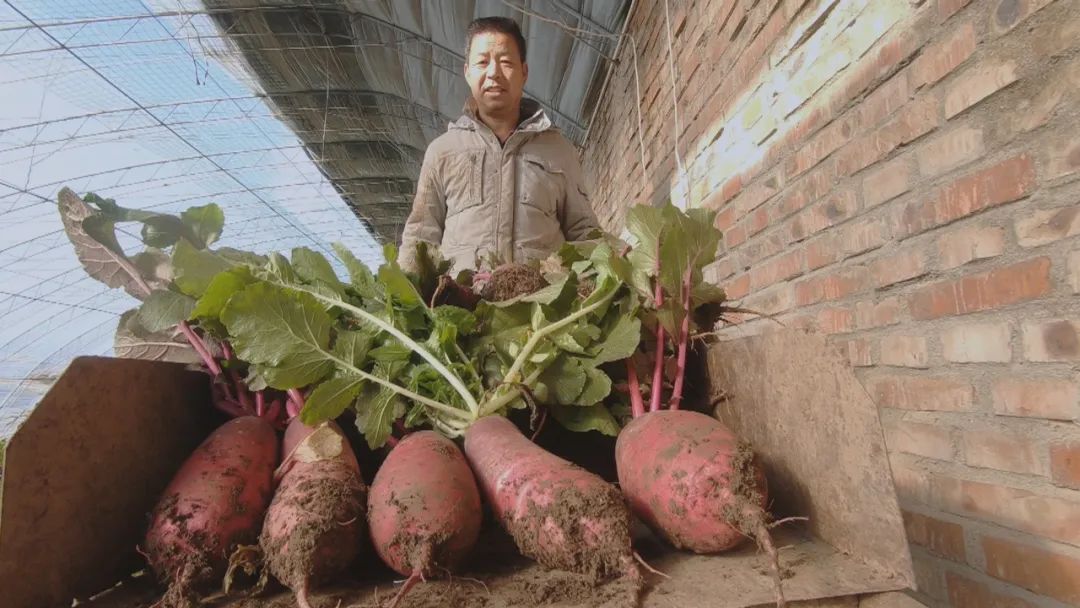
top-left (451, 97), bottom-right (553, 134)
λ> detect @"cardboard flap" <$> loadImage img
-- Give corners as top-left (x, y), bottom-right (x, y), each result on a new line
top-left (0, 357), bottom-right (214, 608)
top-left (706, 329), bottom-right (914, 587)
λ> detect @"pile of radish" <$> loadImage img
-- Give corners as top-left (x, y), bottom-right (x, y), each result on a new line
top-left (59, 187), bottom-right (790, 608)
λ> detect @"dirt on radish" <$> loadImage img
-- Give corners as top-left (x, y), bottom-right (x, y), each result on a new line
top-left (479, 263), bottom-right (547, 301)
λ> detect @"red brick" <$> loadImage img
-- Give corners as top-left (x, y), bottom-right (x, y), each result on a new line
top-left (942, 322), bottom-right (1012, 362)
top-left (863, 157), bottom-right (912, 208)
top-left (946, 571), bottom-right (1040, 608)
top-left (726, 273), bottom-right (750, 301)
top-left (944, 60), bottom-right (1019, 118)
top-left (939, 225), bottom-right (1006, 270)
top-left (871, 249), bottom-right (927, 289)
top-left (902, 510), bottom-right (967, 561)
top-left (963, 429), bottom-right (1046, 475)
top-left (817, 306), bottom-right (855, 334)
top-left (913, 22), bottom-right (977, 88)
top-left (713, 206), bottom-right (736, 231)
top-left (788, 190), bottom-right (858, 242)
top-left (900, 155), bottom-right (1036, 238)
top-left (1050, 443), bottom-right (1080, 489)
top-left (856, 297), bottom-right (902, 330)
top-left (1045, 136), bottom-right (1080, 181)
top-left (745, 283), bottom-right (795, 316)
top-left (795, 267), bottom-right (866, 307)
top-left (806, 234), bottom-right (839, 270)
top-left (1033, 5), bottom-right (1080, 57)
top-left (836, 95), bottom-right (940, 177)
top-left (747, 207), bottom-right (769, 237)
top-left (840, 219), bottom-right (889, 259)
top-left (992, 376), bottom-right (1078, 421)
top-left (913, 553), bottom-right (948, 602)
top-left (867, 375), bottom-right (974, 411)
top-left (1015, 206), bottom-right (1080, 248)
top-left (917, 126), bottom-right (985, 179)
top-left (934, 477), bottom-right (1080, 546)
top-left (845, 338), bottom-right (873, 367)
top-left (983, 536), bottom-right (1080, 605)
top-left (859, 71), bottom-right (911, 130)
top-left (880, 335), bottom-right (930, 368)
top-left (909, 257), bottom-right (1051, 320)
top-left (750, 249), bottom-right (804, 290)
top-left (887, 420), bottom-right (952, 459)
top-left (1022, 319), bottom-right (1080, 362)
top-left (891, 459), bottom-right (932, 504)
top-left (938, 0), bottom-right (973, 21)
top-left (726, 224), bottom-right (747, 248)
top-left (789, 116), bottom-right (854, 178)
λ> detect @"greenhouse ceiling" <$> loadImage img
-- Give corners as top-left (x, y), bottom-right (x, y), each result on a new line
top-left (0, 0), bottom-right (631, 435)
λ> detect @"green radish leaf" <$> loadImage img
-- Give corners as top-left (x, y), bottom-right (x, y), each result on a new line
top-left (549, 403), bottom-right (620, 436)
top-left (576, 365), bottom-right (612, 406)
top-left (626, 205), bottom-right (665, 273)
top-left (590, 315), bottom-right (641, 364)
top-left (217, 247), bottom-right (268, 267)
top-left (333, 329), bottom-right (375, 367)
top-left (333, 242), bottom-right (378, 294)
top-left (136, 289), bottom-right (195, 333)
top-left (262, 252), bottom-right (300, 284)
top-left (539, 356), bottom-right (587, 405)
top-left (292, 247), bottom-right (342, 287)
top-left (221, 282), bottom-right (334, 387)
top-left (190, 266), bottom-right (256, 322)
top-left (173, 239), bottom-right (232, 297)
top-left (378, 262), bottom-right (423, 309)
top-left (181, 203), bottom-right (224, 247)
top-left (355, 383), bottom-right (405, 449)
top-left (301, 375), bottom-right (364, 424)
top-left (590, 242), bottom-right (632, 283)
top-left (369, 342), bottom-right (412, 363)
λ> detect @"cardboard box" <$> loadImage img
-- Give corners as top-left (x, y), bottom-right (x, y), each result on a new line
top-left (0, 329), bottom-right (918, 607)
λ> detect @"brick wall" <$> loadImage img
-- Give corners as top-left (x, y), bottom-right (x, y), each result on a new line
top-left (583, 0), bottom-right (1080, 606)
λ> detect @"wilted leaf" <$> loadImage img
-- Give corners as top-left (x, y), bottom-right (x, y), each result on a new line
top-left (114, 309), bottom-right (199, 364)
top-left (130, 248), bottom-right (173, 291)
top-left (57, 188), bottom-right (150, 299)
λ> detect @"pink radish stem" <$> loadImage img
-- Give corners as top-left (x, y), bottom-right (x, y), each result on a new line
top-left (178, 321), bottom-right (221, 376)
top-left (669, 264), bottom-right (692, 411)
top-left (626, 357), bottom-right (645, 418)
top-left (649, 245), bottom-right (665, 413)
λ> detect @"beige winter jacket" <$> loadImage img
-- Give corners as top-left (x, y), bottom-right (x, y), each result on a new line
top-left (399, 98), bottom-right (600, 273)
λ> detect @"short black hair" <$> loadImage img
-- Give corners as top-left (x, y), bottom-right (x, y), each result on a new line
top-left (466, 16), bottom-right (527, 63)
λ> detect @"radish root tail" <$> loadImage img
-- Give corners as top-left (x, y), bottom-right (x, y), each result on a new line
top-left (296, 582), bottom-right (314, 608)
top-left (387, 570), bottom-right (422, 608)
top-left (633, 550), bottom-right (670, 579)
top-left (752, 516), bottom-right (786, 608)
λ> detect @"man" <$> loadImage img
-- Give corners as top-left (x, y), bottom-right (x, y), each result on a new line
top-left (399, 16), bottom-right (600, 273)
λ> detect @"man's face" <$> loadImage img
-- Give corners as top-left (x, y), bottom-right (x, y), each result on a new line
top-left (464, 31), bottom-right (527, 116)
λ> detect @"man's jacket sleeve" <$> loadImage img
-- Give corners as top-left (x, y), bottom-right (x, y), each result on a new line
top-left (560, 154), bottom-right (601, 241)
top-left (399, 146), bottom-right (445, 273)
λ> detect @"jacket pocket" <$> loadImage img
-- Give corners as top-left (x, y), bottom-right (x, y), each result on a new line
top-left (445, 149), bottom-right (485, 220)
top-left (519, 155), bottom-right (563, 218)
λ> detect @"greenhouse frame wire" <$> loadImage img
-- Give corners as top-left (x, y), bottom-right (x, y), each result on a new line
top-left (0, 0), bottom-right (627, 436)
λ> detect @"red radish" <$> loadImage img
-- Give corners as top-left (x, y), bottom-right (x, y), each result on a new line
top-left (616, 409), bottom-right (784, 606)
top-left (144, 416), bottom-right (278, 607)
top-left (260, 418), bottom-right (367, 608)
top-left (464, 416), bottom-right (640, 588)
top-left (367, 431), bottom-right (482, 608)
